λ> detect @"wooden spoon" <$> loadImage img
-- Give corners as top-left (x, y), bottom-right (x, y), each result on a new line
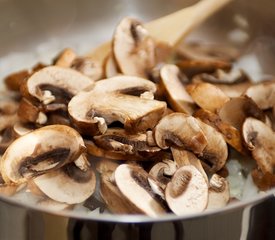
top-left (87, 0), bottom-right (233, 64)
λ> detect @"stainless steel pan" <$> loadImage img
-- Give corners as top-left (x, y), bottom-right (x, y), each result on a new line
top-left (0, 0), bottom-right (275, 239)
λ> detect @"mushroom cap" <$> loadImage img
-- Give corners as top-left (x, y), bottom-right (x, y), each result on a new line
top-left (93, 128), bottom-right (160, 154)
top-left (71, 57), bottom-right (103, 81)
top-left (171, 147), bottom-right (208, 182)
top-left (194, 108), bottom-right (246, 155)
top-left (103, 54), bottom-right (120, 78)
top-left (33, 155), bottom-right (96, 204)
top-left (114, 164), bottom-right (167, 217)
top-left (0, 125), bottom-right (85, 184)
top-left (160, 64), bottom-right (196, 115)
top-left (207, 174), bottom-right (230, 210)
top-left (218, 96), bottom-right (265, 130)
top-left (165, 165), bottom-right (208, 215)
top-left (244, 80), bottom-right (275, 110)
top-left (242, 117), bottom-right (275, 174)
top-left (112, 17), bottom-right (156, 78)
top-left (21, 66), bottom-right (94, 104)
top-left (196, 120), bottom-right (228, 173)
top-left (68, 76), bottom-right (166, 135)
top-left (186, 82), bottom-right (230, 113)
top-left (100, 172), bottom-right (142, 214)
top-left (154, 113), bottom-right (207, 154)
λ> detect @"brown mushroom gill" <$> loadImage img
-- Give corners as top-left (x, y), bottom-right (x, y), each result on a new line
top-left (33, 156), bottom-right (96, 204)
top-left (0, 125), bottom-right (85, 184)
top-left (19, 147), bottom-right (70, 178)
top-left (38, 84), bottom-right (74, 104)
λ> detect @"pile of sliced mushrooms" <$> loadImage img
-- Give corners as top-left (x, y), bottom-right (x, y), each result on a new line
top-left (0, 17), bottom-right (274, 217)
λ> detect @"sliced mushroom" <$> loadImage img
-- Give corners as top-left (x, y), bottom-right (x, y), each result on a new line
top-left (114, 164), bottom-right (167, 217)
top-left (0, 171), bottom-right (19, 196)
top-left (251, 168), bottom-right (275, 191)
top-left (149, 159), bottom-right (177, 187)
top-left (186, 82), bottom-right (230, 113)
top-left (93, 128), bottom-right (160, 154)
top-left (104, 54), bottom-right (120, 78)
top-left (194, 108), bottom-right (246, 154)
top-left (242, 117), bottom-right (275, 174)
top-left (100, 172), bottom-right (142, 214)
top-left (159, 64), bottom-right (196, 115)
top-left (33, 154), bottom-right (96, 204)
top-left (21, 66), bottom-right (94, 105)
top-left (176, 59), bottom-right (231, 78)
top-left (193, 68), bottom-right (249, 85)
top-left (212, 82), bottom-right (251, 98)
top-left (244, 80), bottom-right (275, 110)
top-left (176, 42), bottom-right (239, 62)
top-left (84, 139), bottom-right (144, 161)
top-left (154, 113), bottom-right (207, 155)
top-left (54, 48), bottom-right (77, 68)
top-left (112, 17), bottom-right (156, 78)
top-left (13, 122), bottom-right (36, 137)
top-left (218, 96), bottom-right (266, 130)
top-left (0, 127), bottom-right (17, 154)
top-left (207, 174), bottom-right (230, 209)
top-left (165, 165), bottom-right (208, 215)
top-left (196, 120), bottom-right (228, 173)
top-left (4, 69), bottom-right (30, 92)
top-left (0, 125), bottom-right (85, 184)
top-left (171, 147), bottom-right (208, 182)
top-left (0, 99), bottom-right (19, 132)
top-left (68, 76), bottom-right (166, 135)
top-left (71, 57), bottom-right (103, 81)
top-left (96, 158), bottom-right (120, 174)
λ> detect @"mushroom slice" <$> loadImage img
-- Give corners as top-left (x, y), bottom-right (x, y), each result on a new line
top-left (13, 122), bottom-right (36, 137)
top-left (171, 147), bottom-right (208, 182)
top-left (242, 117), bottom-right (275, 174)
top-left (218, 96), bottom-right (266, 130)
top-left (0, 125), bottom-right (85, 184)
top-left (100, 172), bottom-right (142, 214)
top-left (0, 99), bottom-right (19, 132)
top-left (194, 108), bottom-right (246, 154)
top-left (96, 158), bottom-right (120, 175)
top-left (197, 120), bottom-right (228, 173)
top-left (112, 17), bottom-right (156, 78)
top-left (244, 80), bottom-right (275, 110)
top-left (104, 54), bottom-right (120, 78)
top-left (93, 128), bottom-right (160, 154)
top-left (68, 76), bottom-right (166, 135)
top-left (21, 66), bottom-right (94, 105)
top-left (154, 113), bottom-right (207, 155)
top-left (71, 57), bottom-right (103, 81)
top-left (85, 139), bottom-right (144, 161)
top-left (54, 48), bottom-right (77, 68)
top-left (149, 159), bottom-right (177, 187)
top-left (4, 69), bottom-right (30, 91)
top-left (160, 64), bottom-right (196, 115)
top-left (186, 82), bottom-right (230, 113)
top-left (165, 165), bottom-right (208, 215)
top-left (0, 172), bottom-right (19, 196)
top-left (207, 174), bottom-right (230, 209)
top-left (176, 42), bottom-right (239, 62)
top-left (33, 154), bottom-right (96, 204)
top-left (193, 68), bottom-right (249, 85)
top-left (115, 164), bottom-right (167, 217)
top-left (176, 59), bottom-right (231, 78)
top-left (251, 168), bottom-right (275, 191)
top-left (212, 82), bottom-right (251, 98)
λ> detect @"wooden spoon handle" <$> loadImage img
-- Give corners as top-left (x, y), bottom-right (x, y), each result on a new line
top-left (145, 0), bottom-right (233, 47)
top-left (87, 0), bottom-right (232, 63)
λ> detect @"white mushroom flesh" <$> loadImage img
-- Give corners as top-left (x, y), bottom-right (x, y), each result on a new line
top-left (165, 165), bottom-right (208, 215)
